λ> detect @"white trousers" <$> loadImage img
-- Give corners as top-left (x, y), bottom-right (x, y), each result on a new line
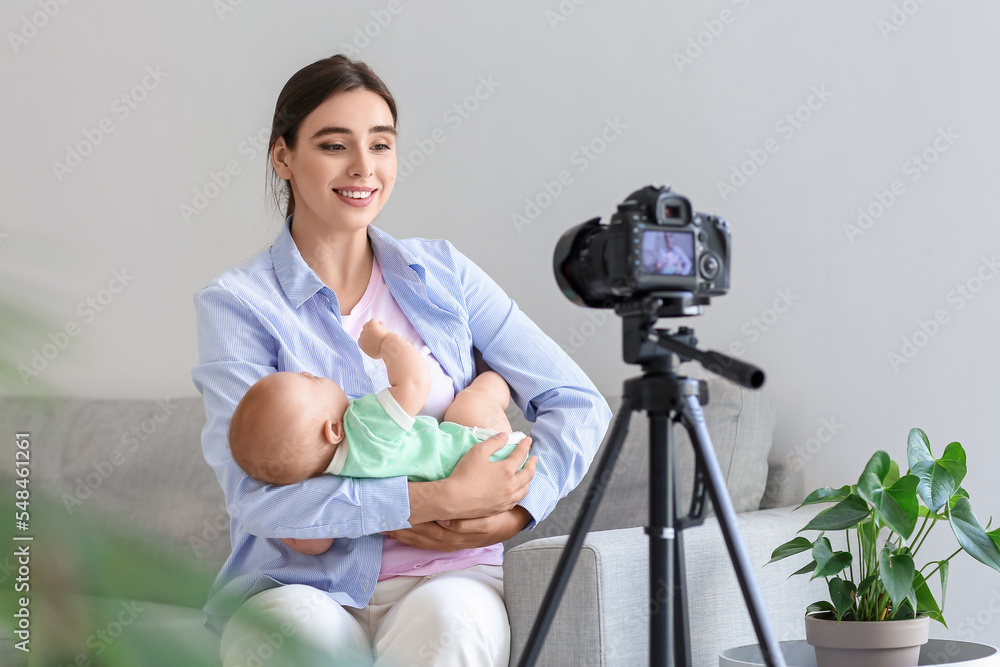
top-left (220, 564), bottom-right (509, 667)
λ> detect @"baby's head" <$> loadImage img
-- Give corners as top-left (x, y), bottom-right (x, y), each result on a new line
top-left (229, 371), bottom-right (350, 485)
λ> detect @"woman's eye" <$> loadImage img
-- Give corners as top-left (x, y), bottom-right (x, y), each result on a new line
top-left (372, 143), bottom-right (392, 152)
top-left (321, 144), bottom-right (345, 151)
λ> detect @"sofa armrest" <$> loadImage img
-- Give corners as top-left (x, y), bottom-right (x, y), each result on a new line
top-left (504, 505), bottom-right (829, 667)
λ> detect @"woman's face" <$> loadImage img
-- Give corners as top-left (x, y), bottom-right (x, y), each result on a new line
top-left (273, 88), bottom-right (397, 233)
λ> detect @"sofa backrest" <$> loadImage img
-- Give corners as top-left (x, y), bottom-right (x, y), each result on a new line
top-left (0, 363), bottom-right (776, 582)
top-left (503, 364), bottom-right (777, 548)
top-left (0, 396), bottom-right (229, 582)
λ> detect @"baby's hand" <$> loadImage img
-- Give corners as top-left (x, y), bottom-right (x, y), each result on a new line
top-left (359, 318), bottom-right (390, 359)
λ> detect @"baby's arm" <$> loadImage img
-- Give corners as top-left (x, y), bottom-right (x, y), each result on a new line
top-left (358, 318), bottom-right (431, 416)
top-left (443, 370), bottom-right (514, 433)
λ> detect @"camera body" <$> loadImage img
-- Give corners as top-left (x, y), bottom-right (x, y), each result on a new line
top-left (554, 185), bottom-right (731, 310)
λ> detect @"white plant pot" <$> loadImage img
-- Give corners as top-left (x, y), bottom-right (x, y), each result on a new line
top-left (805, 613), bottom-right (930, 667)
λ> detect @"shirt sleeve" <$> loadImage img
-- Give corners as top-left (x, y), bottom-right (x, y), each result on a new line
top-left (191, 284), bottom-right (414, 540)
top-left (450, 246), bottom-right (613, 528)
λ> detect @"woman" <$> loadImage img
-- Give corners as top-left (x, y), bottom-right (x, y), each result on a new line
top-left (192, 54), bottom-right (611, 666)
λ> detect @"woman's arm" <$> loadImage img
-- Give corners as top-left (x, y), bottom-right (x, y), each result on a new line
top-left (388, 241), bottom-right (612, 550)
top-left (452, 245), bottom-right (613, 528)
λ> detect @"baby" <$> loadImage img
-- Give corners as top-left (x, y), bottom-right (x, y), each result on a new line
top-left (228, 318), bottom-right (529, 555)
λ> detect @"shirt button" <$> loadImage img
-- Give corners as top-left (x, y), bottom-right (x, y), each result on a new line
top-left (380, 519), bottom-right (388, 528)
top-left (332, 528), bottom-right (340, 535)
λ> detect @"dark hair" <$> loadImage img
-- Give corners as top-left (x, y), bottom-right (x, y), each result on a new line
top-left (267, 54), bottom-right (398, 219)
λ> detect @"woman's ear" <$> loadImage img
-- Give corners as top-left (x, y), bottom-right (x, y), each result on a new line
top-left (272, 137), bottom-right (293, 180)
top-left (323, 418), bottom-right (345, 445)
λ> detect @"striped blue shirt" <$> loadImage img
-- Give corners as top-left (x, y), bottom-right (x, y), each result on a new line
top-left (191, 216), bottom-right (612, 631)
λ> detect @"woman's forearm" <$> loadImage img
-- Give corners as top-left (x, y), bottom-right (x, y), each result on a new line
top-left (407, 480), bottom-right (453, 525)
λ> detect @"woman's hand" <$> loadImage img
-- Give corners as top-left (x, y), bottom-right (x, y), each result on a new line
top-left (408, 433), bottom-right (536, 524)
top-left (384, 506), bottom-right (532, 552)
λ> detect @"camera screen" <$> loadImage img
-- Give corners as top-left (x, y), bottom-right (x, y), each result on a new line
top-left (641, 230), bottom-right (695, 276)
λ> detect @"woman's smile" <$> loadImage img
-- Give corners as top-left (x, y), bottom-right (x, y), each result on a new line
top-left (333, 187), bottom-right (378, 206)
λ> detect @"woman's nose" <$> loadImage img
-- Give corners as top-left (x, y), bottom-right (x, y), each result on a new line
top-left (349, 151), bottom-right (373, 177)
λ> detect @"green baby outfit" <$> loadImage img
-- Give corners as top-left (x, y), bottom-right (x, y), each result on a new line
top-left (325, 389), bottom-right (528, 482)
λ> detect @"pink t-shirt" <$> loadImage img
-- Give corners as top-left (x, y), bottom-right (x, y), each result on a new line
top-left (339, 257), bottom-right (504, 580)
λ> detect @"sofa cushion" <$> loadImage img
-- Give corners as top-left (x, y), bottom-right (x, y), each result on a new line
top-left (0, 396), bottom-right (231, 590)
top-left (505, 363), bottom-right (776, 548)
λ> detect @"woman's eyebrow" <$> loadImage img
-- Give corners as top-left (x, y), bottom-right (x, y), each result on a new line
top-left (310, 125), bottom-right (398, 140)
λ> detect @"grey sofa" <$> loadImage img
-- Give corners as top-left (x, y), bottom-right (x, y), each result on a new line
top-left (0, 364), bottom-right (825, 667)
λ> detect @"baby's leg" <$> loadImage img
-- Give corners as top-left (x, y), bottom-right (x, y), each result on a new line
top-left (443, 371), bottom-right (514, 432)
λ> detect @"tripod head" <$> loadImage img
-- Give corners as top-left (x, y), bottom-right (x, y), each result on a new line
top-left (615, 294), bottom-right (765, 389)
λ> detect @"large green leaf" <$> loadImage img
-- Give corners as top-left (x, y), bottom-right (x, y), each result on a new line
top-left (791, 560), bottom-right (818, 577)
top-left (829, 577), bottom-right (857, 622)
top-left (857, 573), bottom-right (878, 597)
top-left (895, 590), bottom-right (919, 620)
top-left (858, 451), bottom-right (892, 500)
top-left (912, 460), bottom-right (958, 514)
top-left (869, 474), bottom-right (920, 540)
top-left (949, 497), bottom-right (1000, 572)
top-left (988, 527), bottom-right (1000, 551)
top-left (802, 494), bottom-right (871, 532)
top-left (939, 442), bottom-right (968, 489)
top-left (912, 569), bottom-right (946, 626)
top-left (807, 601), bottom-right (837, 616)
top-left (884, 460), bottom-right (902, 490)
top-left (907, 428), bottom-right (934, 468)
top-left (912, 441), bottom-right (967, 513)
top-left (799, 485), bottom-right (852, 508)
top-left (767, 536), bottom-right (814, 564)
top-left (812, 537), bottom-right (852, 579)
top-left (879, 547), bottom-right (915, 613)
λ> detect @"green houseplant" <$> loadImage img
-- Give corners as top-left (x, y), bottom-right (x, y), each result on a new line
top-left (768, 428), bottom-right (1000, 666)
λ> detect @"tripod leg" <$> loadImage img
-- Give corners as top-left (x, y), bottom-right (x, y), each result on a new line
top-left (649, 412), bottom-right (693, 667)
top-left (678, 392), bottom-right (787, 667)
top-left (649, 412), bottom-right (674, 666)
top-left (516, 397), bottom-right (636, 667)
top-left (673, 500), bottom-right (692, 667)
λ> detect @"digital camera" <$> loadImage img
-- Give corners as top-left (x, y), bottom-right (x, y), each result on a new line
top-left (553, 185), bottom-right (730, 311)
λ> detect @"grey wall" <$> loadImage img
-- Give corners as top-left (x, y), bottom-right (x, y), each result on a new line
top-left (4, 0), bottom-right (1000, 648)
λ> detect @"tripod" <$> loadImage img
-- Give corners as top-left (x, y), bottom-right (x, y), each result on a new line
top-left (517, 296), bottom-right (787, 667)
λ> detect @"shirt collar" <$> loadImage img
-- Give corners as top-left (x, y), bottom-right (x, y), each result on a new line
top-left (271, 215), bottom-right (428, 308)
top-left (271, 215), bottom-right (328, 308)
top-left (368, 224), bottom-right (427, 284)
